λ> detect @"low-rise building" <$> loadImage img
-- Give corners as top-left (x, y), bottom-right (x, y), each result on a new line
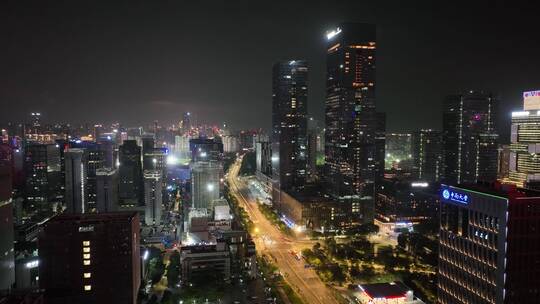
top-left (355, 282), bottom-right (425, 304)
top-left (180, 243), bottom-right (230, 283)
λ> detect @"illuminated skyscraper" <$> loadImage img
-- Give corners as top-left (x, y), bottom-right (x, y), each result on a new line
top-left (271, 60), bottom-right (308, 193)
top-left (181, 112), bottom-right (191, 133)
top-left (70, 141), bottom-right (105, 212)
top-left (65, 148), bottom-right (88, 214)
top-left (443, 91), bottom-right (499, 184)
top-left (324, 23), bottom-right (379, 224)
top-left (505, 90), bottom-right (540, 189)
top-left (144, 170), bottom-right (162, 226)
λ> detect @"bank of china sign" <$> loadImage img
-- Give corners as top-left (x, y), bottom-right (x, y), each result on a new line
top-left (441, 187), bottom-right (469, 205)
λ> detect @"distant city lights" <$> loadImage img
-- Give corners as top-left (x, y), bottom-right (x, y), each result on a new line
top-left (512, 111), bottom-right (530, 117)
top-left (25, 260), bottom-right (39, 269)
top-left (326, 27), bottom-right (342, 40)
top-left (166, 155), bottom-right (178, 165)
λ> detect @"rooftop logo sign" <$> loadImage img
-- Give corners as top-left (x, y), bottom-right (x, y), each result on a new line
top-left (441, 186), bottom-right (469, 205)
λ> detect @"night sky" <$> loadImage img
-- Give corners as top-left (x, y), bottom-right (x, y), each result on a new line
top-left (2, 0), bottom-right (540, 140)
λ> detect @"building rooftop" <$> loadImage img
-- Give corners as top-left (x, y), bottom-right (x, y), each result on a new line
top-left (47, 212), bottom-right (138, 223)
top-left (450, 181), bottom-right (540, 199)
top-left (359, 281), bottom-right (410, 299)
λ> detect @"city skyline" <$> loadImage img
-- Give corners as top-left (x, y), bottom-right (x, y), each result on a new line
top-left (3, 1), bottom-right (540, 138)
top-left (3, 2), bottom-right (540, 303)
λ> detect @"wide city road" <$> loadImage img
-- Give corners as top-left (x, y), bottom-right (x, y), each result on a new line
top-left (227, 158), bottom-right (339, 304)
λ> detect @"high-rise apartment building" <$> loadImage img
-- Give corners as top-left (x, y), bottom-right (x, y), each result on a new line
top-left (412, 130), bottom-right (442, 182)
top-left (271, 60), bottom-right (308, 193)
top-left (222, 131), bottom-right (239, 153)
top-left (39, 212), bottom-right (141, 304)
top-left (443, 91), bottom-right (499, 184)
top-left (438, 184), bottom-right (540, 303)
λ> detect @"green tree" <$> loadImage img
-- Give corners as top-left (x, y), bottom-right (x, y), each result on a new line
top-left (398, 232), bottom-right (409, 250)
top-left (167, 251), bottom-right (181, 287)
top-left (349, 264), bottom-right (361, 278)
top-left (148, 257), bottom-right (165, 284)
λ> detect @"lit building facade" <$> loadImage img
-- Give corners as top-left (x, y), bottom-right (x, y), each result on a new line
top-left (24, 143), bottom-right (62, 211)
top-left (39, 212), bottom-right (141, 304)
top-left (438, 184), bottom-right (540, 304)
top-left (191, 161), bottom-right (221, 211)
top-left (256, 140), bottom-right (272, 177)
top-left (174, 134), bottom-right (191, 158)
top-left (65, 148), bottom-right (88, 214)
top-left (189, 137), bottom-right (224, 162)
top-left (324, 23), bottom-right (379, 224)
top-left (443, 91), bottom-right (499, 185)
top-left (505, 90), bottom-right (540, 189)
top-left (385, 133), bottom-right (412, 169)
top-left (412, 130), bottom-right (442, 182)
top-left (0, 159), bottom-right (15, 289)
top-left (271, 60), bottom-right (308, 193)
top-left (144, 170), bottom-right (162, 226)
top-left (96, 168), bottom-right (119, 213)
top-left (70, 141), bottom-right (105, 212)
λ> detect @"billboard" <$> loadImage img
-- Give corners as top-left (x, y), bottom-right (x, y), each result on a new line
top-left (523, 90), bottom-right (540, 110)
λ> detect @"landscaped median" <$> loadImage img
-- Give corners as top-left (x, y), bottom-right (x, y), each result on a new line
top-left (258, 255), bottom-right (304, 304)
top-left (257, 201), bottom-right (294, 237)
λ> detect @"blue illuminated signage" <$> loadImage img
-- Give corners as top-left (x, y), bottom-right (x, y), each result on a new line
top-left (441, 187), bottom-right (469, 205)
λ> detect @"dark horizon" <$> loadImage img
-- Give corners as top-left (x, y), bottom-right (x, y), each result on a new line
top-left (2, 0), bottom-right (540, 140)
